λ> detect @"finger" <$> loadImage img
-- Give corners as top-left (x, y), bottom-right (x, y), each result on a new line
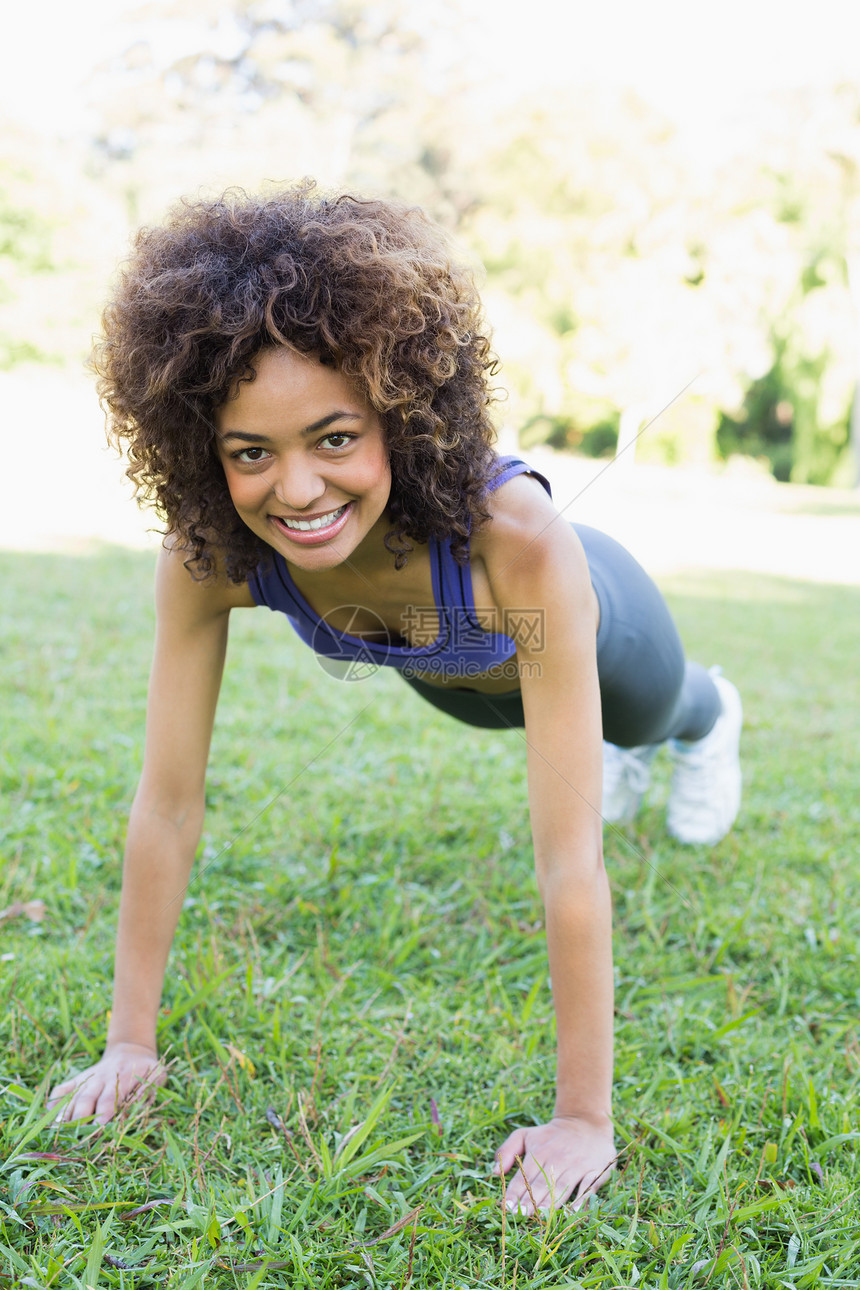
top-left (119, 1074), bottom-right (153, 1114)
top-left (50, 1076), bottom-right (95, 1122)
top-left (494, 1128), bottom-right (527, 1174)
top-left (504, 1160), bottom-right (544, 1216)
top-left (95, 1082), bottom-right (125, 1125)
top-left (48, 1068), bottom-right (95, 1106)
top-left (504, 1188), bottom-right (552, 1218)
top-left (517, 1164), bottom-right (558, 1215)
top-left (100, 1067), bottom-right (147, 1124)
top-left (104, 1068), bottom-right (163, 1123)
top-left (528, 1178), bottom-right (555, 1213)
top-left (49, 1091), bottom-right (75, 1122)
top-left (129, 1065), bottom-right (165, 1104)
top-left (47, 1081), bottom-right (73, 1109)
top-left (503, 1183), bottom-right (531, 1216)
top-left (63, 1086), bottom-right (101, 1124)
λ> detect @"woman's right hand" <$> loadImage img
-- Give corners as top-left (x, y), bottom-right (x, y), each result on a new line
top-left (47, 1043), bottom-right (167, 1125)
top-left (47, 547), bottom-right (246, 1130)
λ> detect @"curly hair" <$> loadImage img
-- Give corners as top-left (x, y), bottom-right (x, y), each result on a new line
top-left (95, 181), bottom-right (500, 580)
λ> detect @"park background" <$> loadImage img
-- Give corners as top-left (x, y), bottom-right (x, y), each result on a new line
top-left (2, 0), bottom-right (860, 1285)
top-left (3, 0), bottom-right (860, 559)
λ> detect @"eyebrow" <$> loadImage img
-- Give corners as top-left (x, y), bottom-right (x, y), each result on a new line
top-left (219, 411), bottom-right (362, 443)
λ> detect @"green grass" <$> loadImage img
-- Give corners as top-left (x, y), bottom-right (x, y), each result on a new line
top-left (1, 546), bottom-right (859, 1287)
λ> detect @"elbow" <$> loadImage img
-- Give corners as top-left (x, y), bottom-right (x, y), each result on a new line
top-left (131, 781), bottom-right (206, 835)
top-left (535, 842), bottom-right (607, 906)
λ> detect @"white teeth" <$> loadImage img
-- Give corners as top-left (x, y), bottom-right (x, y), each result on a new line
top-left (280, 505), bottom-right (347, 532)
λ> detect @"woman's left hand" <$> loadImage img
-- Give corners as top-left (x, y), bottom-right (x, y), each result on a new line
top-left (493, 1113), bottom-right (616, 1214)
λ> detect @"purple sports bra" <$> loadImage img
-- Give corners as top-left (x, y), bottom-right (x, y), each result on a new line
top-left (248, 455), bottom-right (552, 680)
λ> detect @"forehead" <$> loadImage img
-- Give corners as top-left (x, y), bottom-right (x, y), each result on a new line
top-left (218, 348), bottom-right (366, 425)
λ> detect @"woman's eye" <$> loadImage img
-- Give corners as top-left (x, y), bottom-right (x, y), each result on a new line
top-left (322, 432), bottom-right (354, 450)
top-left (236, 446), bottom-right (270, 463)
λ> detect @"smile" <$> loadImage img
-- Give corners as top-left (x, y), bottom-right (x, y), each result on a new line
top-left (280, 505), bottom-right (348, 531)
top-left (270, 502), bottom-right (353, 545)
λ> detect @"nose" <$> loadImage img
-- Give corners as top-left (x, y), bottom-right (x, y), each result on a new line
top-left (272, 457), bottom-right (327, 512)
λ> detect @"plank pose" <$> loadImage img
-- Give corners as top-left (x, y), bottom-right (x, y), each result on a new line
top-left (48, 185), bottom-right (742, 1212)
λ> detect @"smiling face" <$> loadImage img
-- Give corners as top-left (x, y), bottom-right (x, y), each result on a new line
top-left (216, 347), bottom-right (392, 573)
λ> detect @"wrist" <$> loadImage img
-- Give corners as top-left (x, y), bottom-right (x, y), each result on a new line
top-left (107, 1000), bottom-right (159, 1054)
top-left (552, 1106), bottom-right (613, 1130)
top-left (105, 1031), bottom-right (159, 1055)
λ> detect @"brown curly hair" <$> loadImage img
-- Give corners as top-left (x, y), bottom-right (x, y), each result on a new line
top-left (95, 181), bottom-right (500, 580)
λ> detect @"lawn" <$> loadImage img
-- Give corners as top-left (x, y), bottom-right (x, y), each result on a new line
top-left (1, 546), bottom-right (858, 1287)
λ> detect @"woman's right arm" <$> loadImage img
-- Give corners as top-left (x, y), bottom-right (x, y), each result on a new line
top-left (48, 542), bottom-right (253, 1124)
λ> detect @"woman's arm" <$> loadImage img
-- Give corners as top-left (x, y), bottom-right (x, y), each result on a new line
top-left (48, 543), bottom-right (253, 1124)
top-left (477, 478), bottom-right (615, 1212)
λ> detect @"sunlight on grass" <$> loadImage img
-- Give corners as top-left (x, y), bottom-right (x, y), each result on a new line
top-left (2, 549), bottom-right (859, 1285)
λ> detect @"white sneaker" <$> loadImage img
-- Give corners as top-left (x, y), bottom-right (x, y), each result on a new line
top-left (602, 742), bottom-right (658, 824)
top-left (667, 671), bottom-right (742, 845)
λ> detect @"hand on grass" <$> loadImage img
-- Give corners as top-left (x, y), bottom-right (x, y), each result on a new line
top-left (494, 1113), bottom-right (615, 1214)
top-left (48, 1043), bottom-right (166, 1125)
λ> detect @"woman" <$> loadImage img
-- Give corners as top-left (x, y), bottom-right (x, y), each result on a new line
top-left (48, 183), bottom-right (742, 1213)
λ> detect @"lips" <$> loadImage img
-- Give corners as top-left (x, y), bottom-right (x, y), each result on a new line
top-left (270, 501), bottom-right (353, 546)
top-left (279, 504), bottom-right (348, 532)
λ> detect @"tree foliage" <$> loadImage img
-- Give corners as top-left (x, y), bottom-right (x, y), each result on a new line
top-left (0, 165), bottom-right (58, 368)
top-left (3, 1), bottom-right (859, 484)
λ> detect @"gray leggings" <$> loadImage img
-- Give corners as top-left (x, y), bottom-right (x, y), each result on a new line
top-left (402, 524), bottom-right (720, 746)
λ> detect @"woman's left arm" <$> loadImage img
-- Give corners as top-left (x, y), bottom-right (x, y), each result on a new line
top-left (479, 479), bottom-right (616, 1213)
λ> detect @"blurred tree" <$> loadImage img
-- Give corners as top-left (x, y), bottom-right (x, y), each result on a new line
top-left (0, 120), bottom-right (131, 368)
top-left (0, 163), bottom-right (58, 367)
top-left (84, 0), bottom-right (473, 225)
top-left (721, 87), bottom-right (858, 486)
top-left (460, 84), bottom-right (860, 484)
top-left (458, 91), bottom-right (781, 465)
top-left (737, 279), bottom-right (854, 486)
top-left (6, 0), bottom-right (860, 489)
top-left (716, 346), bottom-right (795, 482)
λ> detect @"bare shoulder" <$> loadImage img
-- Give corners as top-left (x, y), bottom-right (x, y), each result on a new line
top-left (156, 538), bottom-right (257, 623)
top-left (471, 472), bottom-right (592, 603)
